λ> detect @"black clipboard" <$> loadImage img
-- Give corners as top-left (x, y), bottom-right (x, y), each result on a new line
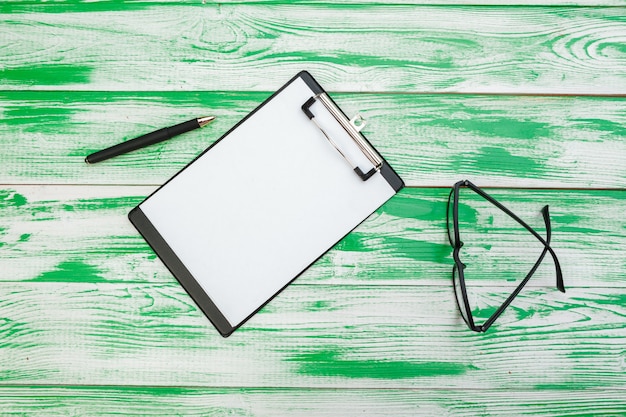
top-left (129, 71), bottom-right (404, 337)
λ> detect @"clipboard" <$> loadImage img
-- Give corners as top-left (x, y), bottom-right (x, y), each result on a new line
top-left (129, 71), bottom-right (404, 337)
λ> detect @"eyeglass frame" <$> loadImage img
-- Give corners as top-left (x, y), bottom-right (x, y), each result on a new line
top-left (447, 180), bottom-right (565, 332)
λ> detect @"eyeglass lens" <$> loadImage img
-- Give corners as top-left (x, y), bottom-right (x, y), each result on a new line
top-left (448, 187), bottom-right (473, 327)
top-left (446, 188), bottom-right (457, 247)
top-left (452, 264), bottom-right (471, 326)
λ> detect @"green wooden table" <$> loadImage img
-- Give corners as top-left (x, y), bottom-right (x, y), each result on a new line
top-left (1, 1), bottom-right (625, 415)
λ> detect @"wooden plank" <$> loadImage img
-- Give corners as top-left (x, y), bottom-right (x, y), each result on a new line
top-left (1, 92), bottom-right (624, 188)
top-left (1, 186), bottom-right (624, 288)
top-left (3, 0), bottom-right (626, 9)
top-left (0, 282), bottom-right (623, 388)
top-left (1, 6), bottom-right (625, 94)
top-left (0, 387), bottom-right (625, 416)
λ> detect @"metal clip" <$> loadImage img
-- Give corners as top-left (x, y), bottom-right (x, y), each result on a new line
top-left (302, 94), bottom-right (382, 181)
top-left (350, 114), bottom-right (367, 132)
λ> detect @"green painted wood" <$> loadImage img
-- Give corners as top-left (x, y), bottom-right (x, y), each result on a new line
top-left (0, 387), bottom-right (625, 416)
top-left (1, 186), bottom-right (624, 289)
top-left (4, 0), bottom-right (626, 8)
top-left (1, 6), bottom-right (625, 94)
top-left (0, 282), bottom-right (622, 388)
top-left (1, 92), bottom-right (624, 187)
top-left (1, 0), bottom-right (624, 412)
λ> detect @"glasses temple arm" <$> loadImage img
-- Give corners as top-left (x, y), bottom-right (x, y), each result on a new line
top-left (540, 205), bottom-right (565, 293)
top-left (480, 205), bottom-right (564, 331)
top-left (466, 183), bottom-right (564, 292)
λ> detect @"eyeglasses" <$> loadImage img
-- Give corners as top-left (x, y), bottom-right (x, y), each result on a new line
top-left (447, 180), bottom-right (565, 332)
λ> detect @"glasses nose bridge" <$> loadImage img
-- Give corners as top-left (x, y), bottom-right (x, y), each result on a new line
top-left (452, 246), bottom-right (465, 267)
top-left (452, 245), bottom-right (461, 260)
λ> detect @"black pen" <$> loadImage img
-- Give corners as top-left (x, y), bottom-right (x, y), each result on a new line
top-left (85, 116), bottom-right (216, 164)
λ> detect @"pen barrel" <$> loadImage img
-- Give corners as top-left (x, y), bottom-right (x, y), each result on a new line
top-left (164, 118), bottom-right (201, 138)
top-left (86, 119), bottom-right (200, 163)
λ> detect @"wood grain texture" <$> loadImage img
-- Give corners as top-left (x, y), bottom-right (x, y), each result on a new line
top-left (1, 186), bottom-right (624, 289)
top-left (1, 92), bottom-right (624, 188)
top-left (0, 282), bottom-right (623, 389)
top-left (1, 6), bottom-right (625, 94)
top-left (0, 387), bottom-right (625, 416)
top-left (1, 0), bottom-right (624, 413)
top-left (4, 0), bottom-right (626, 8)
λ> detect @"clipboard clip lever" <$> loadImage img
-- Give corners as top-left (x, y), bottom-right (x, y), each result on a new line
top-left (302, 93), bottom-right (383, 181)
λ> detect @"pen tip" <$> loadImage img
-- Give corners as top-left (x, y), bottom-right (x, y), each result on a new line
top-left (198, 116), bottom-right (216, 127)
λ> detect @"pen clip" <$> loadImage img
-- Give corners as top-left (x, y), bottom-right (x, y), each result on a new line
top-left (302, 94), bottom-right (382, 181)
